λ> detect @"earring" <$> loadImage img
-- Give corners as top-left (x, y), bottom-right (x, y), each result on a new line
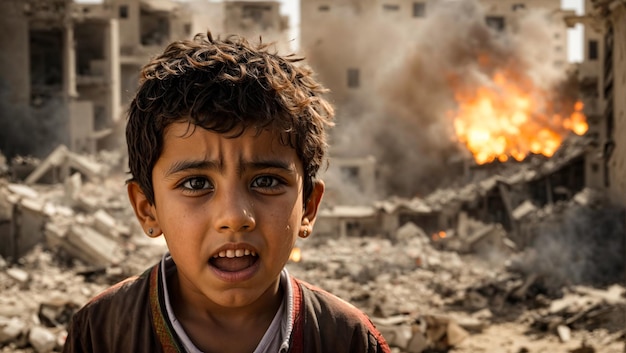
top-left (148, 228), bottom-right (154, 236)
top-left (301, 227), bottom-right (309, 238)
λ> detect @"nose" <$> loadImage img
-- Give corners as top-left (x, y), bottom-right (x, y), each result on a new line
top-left (213, 187), bottom-right (256, 233)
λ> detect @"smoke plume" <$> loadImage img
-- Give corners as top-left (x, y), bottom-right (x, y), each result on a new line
top-left (315, 0), bottom-right (578, 199)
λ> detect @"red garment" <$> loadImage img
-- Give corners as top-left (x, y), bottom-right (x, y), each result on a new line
top-left (63, 262), bottom-right (390, 353)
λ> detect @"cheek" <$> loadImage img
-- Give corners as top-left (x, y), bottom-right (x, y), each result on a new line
top-left (157, 203), bottom-right (198, 238)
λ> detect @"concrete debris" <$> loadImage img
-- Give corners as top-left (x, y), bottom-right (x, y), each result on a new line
top-left (557, 324), bottom-right (571, 342)
top-left (27, 326), bottom-right (56, 353)
top-left (92, 209), bottom-right (129, 239)
top-left (512, 200), bottom-right (538, 220)
top-left (417, 314), bottom-right (470, 350)
top-left (372, 314), bottom-right (470, 353)
top-left (38, 299), bottom-right (78, 328)
top-left (286, 233), bottom-right (625, 353)
top-left (63, 225), bottom-right (123, 267)
top-left (0, 317), bottom-right (26, 344)
top-left (0, 140), bottom-right (624, 353)
top-left (6, 268), bottom-right (29, 288)
top-left (24, 145), bottom-right (107, 185)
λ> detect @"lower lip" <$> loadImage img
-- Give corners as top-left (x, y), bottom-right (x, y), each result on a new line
top-left (209, 258), bottom-right (261, 283)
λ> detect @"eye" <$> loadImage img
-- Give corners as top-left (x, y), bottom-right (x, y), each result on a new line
top-left (181, 177), bottom-right (212, 191)
top-left (251, 175), bottom-right (281, 189)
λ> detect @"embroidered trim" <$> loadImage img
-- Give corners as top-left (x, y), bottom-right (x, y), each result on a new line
top-left (288, 277), bottom-right (304, 352)
top-left (149, 264), bottom-right (183, 353)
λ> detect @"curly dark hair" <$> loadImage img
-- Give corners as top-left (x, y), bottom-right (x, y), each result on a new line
top-left (126, 32), bottom-right (335, 205)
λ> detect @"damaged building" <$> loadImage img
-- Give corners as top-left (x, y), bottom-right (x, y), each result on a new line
top-left (0, 0), bottom-right (295, 261)
top-left (0, 0), bottom-right (122, 157)
top-left (309, 0), bottom-right (625, 288)
top-left (0, 0), bottom-right (292, 160)
top-left (300, 0), bottom-right (572, 108)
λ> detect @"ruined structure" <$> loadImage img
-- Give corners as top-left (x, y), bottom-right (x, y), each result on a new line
top-left (586, 0), bottom-right (626, 207)
top-left (0, 0), bottom-right (292, 159)
top-left (300, 0), bottom-right (571, 108)
top-left (564, 0), bottom-right (626, 204)
top-left (0, 0), bottom-right (122, 157)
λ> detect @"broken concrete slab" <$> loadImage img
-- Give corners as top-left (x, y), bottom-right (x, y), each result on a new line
top-left (375, 321), bottom-right (413, 350)
top-left (28, 326), bottom-right (56, 353)
top-left (557, 324), bottom-right (571, 342)
top-left (38, 298), bottom-right (78, 328)
top-left (24, 145), bottom-right (107, 185)
top-left (63, 172), bottom-right (82, 206)
top-left (0, 316), bottom-right (26, 344)
top-left (512, 200), bottom-right (538, 220)
top-left (24, 145), bottom-right (70, 185)
top-left (6, 267), bottom-right (29, 285)
top-left (7, 183), bottom-right (39, 199)
top-left (66, 151), bottom-right (106, 181)
top-left (93, 209), bottom-right (127, 239)
top-left (414, 315), bottom-right (470, 351)
top-left (64, 225), bottom-right (122, 267)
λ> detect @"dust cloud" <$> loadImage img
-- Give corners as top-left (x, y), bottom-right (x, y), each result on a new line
top-left (0, 84), bottom-right (68, 159)
top-left (512, 206), bottom-right (625, 287)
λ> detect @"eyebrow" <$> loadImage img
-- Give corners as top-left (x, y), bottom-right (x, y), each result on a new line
top-left (164, 158), bottom-right (295, 177)
top-left (240, 159), bottom-right (295, 174)
top-left (165, 160), bottom-right (222, 177)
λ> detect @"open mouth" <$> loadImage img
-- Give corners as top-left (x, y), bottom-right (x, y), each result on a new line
top-left (209, 249), bottom-right (259, 273)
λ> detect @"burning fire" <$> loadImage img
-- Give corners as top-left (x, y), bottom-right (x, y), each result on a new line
top-left (431, 231), bottom-right (447, 241)
top-left (289, 247), bottom-right (302, 263)
top-left (450, 71), bottom-right (588, 165)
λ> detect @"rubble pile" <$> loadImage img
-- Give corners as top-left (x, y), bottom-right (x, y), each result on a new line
top-left (0, 144), bottom-right (624, 353)
top-left (0, 146), bottom-right (166, 353)
top-left (287, 230), bottom-right (626, 353)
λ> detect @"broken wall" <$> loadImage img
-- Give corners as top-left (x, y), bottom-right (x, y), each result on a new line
top-left (608, 6), bottom-right (626, 207)
top-left (0, 1), bottom-right (33, 157)
top-left (115, 0), bottom-right (141, 53)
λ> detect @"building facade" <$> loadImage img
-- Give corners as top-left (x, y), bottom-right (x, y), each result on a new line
top-left (567, 0), bottom-right (626, 205)
top-left (0, 0), bottom-right (292, 159)
top-left (593, 1), bottom-right (626, 206)
top-left (300, 0), bottom-right (569, 109)
top-left (0, 0), bottom-right (122, 156)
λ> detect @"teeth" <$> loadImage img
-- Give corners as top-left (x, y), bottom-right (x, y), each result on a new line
top-left (214, 249), bottom-right (257, 258)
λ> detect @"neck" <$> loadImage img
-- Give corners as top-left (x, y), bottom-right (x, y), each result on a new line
top-left (170, 271), bottom-right (284, 329)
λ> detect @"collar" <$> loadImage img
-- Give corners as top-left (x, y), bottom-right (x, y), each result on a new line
top-left (148, 256), bottom-right (304, 352)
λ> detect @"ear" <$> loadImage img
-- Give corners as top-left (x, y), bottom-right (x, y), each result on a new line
top-left (301, 180), bottom-right (325, 232)
top-left (127, 181), bottom-right (161, 237)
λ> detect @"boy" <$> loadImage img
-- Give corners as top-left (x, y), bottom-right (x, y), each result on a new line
top-left (63, 32), bottom-right (390, 353)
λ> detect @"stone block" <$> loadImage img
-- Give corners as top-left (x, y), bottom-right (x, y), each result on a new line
top-left (93, 209), bottom-right (120, 238)
top-left (63, 225), bottom-right (121, 267)
top-left (28, 326), bottom-right (56, 353)
top-left (14, 197), bottom-right (48, 259)
top-left (6, 267), bottom-right (29, 284)
top-left (0, 316), bottom-right (26, 344)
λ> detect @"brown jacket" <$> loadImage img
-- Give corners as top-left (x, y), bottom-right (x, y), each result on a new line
top-left (63, 262), bottom-right (390, 353)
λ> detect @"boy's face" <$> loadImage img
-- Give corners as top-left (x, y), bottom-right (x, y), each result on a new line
top-left (128, 122), bottom-right (324, 310)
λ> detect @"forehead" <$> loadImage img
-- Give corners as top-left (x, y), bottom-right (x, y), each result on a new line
top-left (158, 122), bottom-right (301, 167)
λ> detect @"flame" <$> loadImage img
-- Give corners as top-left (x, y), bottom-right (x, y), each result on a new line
top-left (431, 231), bottom-right (447, 241)
top-left (450, 71), bottom-right (588, 165)
top-left (289, 247), bottom-right (302, 262)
